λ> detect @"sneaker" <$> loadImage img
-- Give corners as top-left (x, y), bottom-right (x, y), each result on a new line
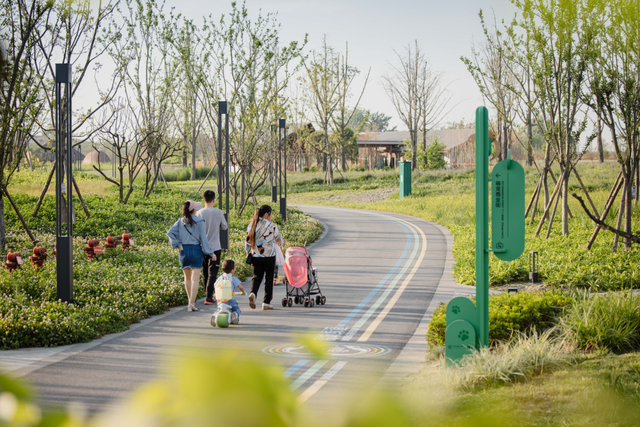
top-left (248, 293), bottom-right (256, 309)
top-left (204, 298), bottom-right (216, 305)
top-left (262, 303), bottom-right (273, 310)
top-left (230, 312), bottom-right (239, 324)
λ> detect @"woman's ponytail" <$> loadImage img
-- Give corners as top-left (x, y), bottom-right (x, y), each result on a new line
top-left (248, 204), bottom-right (272, 249)
top-left (182, 201), bottom-right (194, 227)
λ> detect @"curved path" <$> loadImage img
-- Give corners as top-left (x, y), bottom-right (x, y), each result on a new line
top-left (7, 207), bottom-right (459, 412)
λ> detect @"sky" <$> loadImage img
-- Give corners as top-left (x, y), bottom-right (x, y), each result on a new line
top-left (161, 0), bottom-right (519, 131)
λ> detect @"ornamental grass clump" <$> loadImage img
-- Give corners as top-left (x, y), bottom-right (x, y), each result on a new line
top-left (557, 291), bottom-right (640, 353)
top-left (454, 329), bottom-right (571, 390)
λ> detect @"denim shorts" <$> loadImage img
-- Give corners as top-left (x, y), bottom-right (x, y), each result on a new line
top-left (179, 244), bottom-right (203, 269)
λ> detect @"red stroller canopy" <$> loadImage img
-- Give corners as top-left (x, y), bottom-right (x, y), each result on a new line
top-left (283, 247), bottom-right (310, 288)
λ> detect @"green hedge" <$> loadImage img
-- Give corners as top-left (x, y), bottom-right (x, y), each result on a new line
top-left (427, 292), bottom-right (573, 347)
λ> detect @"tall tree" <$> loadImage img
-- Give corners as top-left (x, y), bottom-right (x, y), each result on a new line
top-left (462, 11), bottom-right (520, 162)
top-left (303, 37), bottom-right (343, 184)
top-left (109, 0), bottom-right (182, 197)
top-left (170, 16), bottom-right (206, 181)
top-left (210, 1), bottom-right (305, 213)
top-left (0, 0), bottom-right (53, 251)
top-left (586, 0), bottom-right (640, 249)
top-left (383, 40), bottom-right (451, 170)
top-left (332, 43), bottom-right (369, 171)
top-left (514, 0), bottom-right (598, 236)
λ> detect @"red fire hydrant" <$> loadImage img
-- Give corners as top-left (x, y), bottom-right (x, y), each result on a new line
top-left (83, 238), bottom-right (103, 260)
top-left (2, 248), bottom-right (23, 272)
top-left (121, 232), bottom-right (134, 249)
top-left (28, 243), bottom-right (47, 268)
top-left (104, 235), bottom-right (118, 249)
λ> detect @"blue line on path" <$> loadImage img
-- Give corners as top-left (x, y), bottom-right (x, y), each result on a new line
top-left (335, 212), bottom-right (412, 329)
top-left (284, 359), bottom-right (310, 378)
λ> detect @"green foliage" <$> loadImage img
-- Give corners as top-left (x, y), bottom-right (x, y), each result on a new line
top-left (427, 292), bottom-right (572, 347)
top-left (302, 166), bottom-right (309, 172)
top-left (416, 138), bottom-right (447, 170)
top-left (0, 188), bottom-right (322, 349)
top-left (558, 292), bottom-right (640, 353)
top-left (309, 166), bottom-right (317, 172)
top-left (455, 329), bottom-right (570, 390)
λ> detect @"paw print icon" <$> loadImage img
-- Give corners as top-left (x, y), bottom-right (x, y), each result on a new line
top-left (451, 305), bottom-right (460, 315)
top-left (458, 330), bottom-right (470, 342)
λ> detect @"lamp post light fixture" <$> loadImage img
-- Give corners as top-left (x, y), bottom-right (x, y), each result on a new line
top-left (529, 251), bottom-right (539, 283)
top-left (217, 101), bottom-right (230, 249)
top-left (55, 63), bottom-right (73, 303)
top-left (279, 118), bottom-right (287, 221)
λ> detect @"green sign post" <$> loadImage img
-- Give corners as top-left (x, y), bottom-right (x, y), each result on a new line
top-left (444, 106), bottom-right (525, 365)
top-left (399, 161), bottom-right (411, 199)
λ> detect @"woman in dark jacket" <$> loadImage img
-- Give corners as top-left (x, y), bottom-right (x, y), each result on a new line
top-left (167, 200), bottom-right (214, 311)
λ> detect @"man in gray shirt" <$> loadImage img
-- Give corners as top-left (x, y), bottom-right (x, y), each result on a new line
top-left (196, 190), bottom-right (228, 304)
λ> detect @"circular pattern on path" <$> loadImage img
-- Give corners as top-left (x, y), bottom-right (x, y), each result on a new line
top-left (263, 343), bottom-right (391, 358)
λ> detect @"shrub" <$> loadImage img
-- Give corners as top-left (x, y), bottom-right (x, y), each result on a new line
top-left (302, 166), bottom-right (309, 172)
top-left (163, 167), bottom-right (191, 182)
top-left (310, 166), bottom-right (318, 172)
top-left (455, 329), bottom-right (570, 390)
top-left (427, 291), bottom-right (572, 347)
top-left (557, 291), bottom-right (640, 353)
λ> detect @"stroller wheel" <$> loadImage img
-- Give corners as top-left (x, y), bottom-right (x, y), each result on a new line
top-left (310, 299), bottom-right (314, 308)
top-left (281, 298), bottom-right (288, 307)
top-left (296, 296), bottom-right (301, 305)
top-left (315, 296), bottom-right (321, 305)
top-left (288, 298), bottom-right (293, 307)
top-left (322, 296), bottom-right (327, 305)
top-left (304, 299), bottom-right (309, 307)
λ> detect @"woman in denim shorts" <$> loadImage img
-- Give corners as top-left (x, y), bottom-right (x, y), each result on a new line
top-left (167, 200), bottom-right (214, 311)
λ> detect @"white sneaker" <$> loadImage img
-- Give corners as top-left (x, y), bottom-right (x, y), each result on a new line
top-left (262, 303), bottom-right (273, 310)
top-left (248, 293), bottom-right (256, 309)
top-left (230, 312), bottom-right (239, 324)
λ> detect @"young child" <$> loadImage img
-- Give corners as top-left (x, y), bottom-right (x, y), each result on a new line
top-left (213, 259), bottom-right (245, 325)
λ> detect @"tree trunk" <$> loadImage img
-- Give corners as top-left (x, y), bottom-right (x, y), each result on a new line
top-left (502, 121), bottom-right (508, 161)
top-left (0, 196), bottom-right (5, 253)
top-left (597, 116), bottom-right (604, 163)
top-left (543, 141), bottom-right (552, 207)
top-left (191, 140), bottom-right (197, 180)
top-left (527, 110), bottom-right (534, 167)
top-left (182, 147), bottom-right (187, 167)
top-left (624, 175), bottom-right (632, 249)
top-left (561, 167), bottom-right (570, 236)
top-left (411, 131), bottom-right (417, 171)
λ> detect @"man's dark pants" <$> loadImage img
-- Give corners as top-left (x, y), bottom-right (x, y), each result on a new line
top-left (203, 249), bottom-right (222, 300)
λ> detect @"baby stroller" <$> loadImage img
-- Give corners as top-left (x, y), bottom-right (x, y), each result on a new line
top-left (281, 246), bottom-right (326, 308)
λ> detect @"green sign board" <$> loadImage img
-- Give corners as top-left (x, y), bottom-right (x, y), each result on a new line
top-left (491, 158), bottom-right (525, 262)
top-left (444, 107), bottom-right (526, 366)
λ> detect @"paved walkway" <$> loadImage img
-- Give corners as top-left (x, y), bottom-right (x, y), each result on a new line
top-left (1, 207), bottom-right (477, 410)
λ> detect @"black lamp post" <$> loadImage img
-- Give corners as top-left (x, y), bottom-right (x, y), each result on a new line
top-left (529, 251), bottom-right (539, 283)
top-left (55, 63), bottom-right (73, 303)
top-left (271, 124), bottom-right (277, 203)
top-left (218, 101), bottom-right (230, 250)
top-left (279, 118), bottom-right (287, 221)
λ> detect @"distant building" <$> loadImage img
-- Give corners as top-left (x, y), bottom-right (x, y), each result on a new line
top-left (29, 136), bottom-right (85, 163)
top-left (356, 129), bottom-right (476, 169)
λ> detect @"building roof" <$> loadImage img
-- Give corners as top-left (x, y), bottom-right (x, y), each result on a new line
top-left (357, 129), bottom-right (475, 150)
